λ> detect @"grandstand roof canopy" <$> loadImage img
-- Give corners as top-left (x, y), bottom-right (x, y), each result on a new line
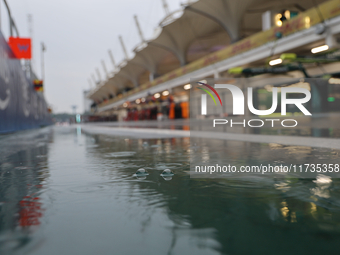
top-left (88, 0), bottom-right (328, 102)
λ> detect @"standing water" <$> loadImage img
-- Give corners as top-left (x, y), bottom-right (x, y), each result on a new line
top-left (0, 126), bottom-right (340, 255)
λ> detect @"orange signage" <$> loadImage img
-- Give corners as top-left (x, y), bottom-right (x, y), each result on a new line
top-left (33, 80), bottom-right (44, 92)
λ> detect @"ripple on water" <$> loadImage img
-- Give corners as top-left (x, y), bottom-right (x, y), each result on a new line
top-left (154, 163), bottom-right (183, 171)
top-left (14, 166), bottom-right (31, 170)
top-left (69, 185), bottom-right (106, 194)
top-left (104, 151), bottom-right (136, 158)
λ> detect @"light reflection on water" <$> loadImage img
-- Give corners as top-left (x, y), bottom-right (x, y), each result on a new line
top-left (0, 126), bottom-right (340, 254)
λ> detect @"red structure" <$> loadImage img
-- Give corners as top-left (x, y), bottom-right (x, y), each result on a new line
top-left (8, 37), bottom-right (32, 59)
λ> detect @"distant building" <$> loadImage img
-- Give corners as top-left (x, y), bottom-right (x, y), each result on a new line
top-left (87, 0), bottom-right (340, 120)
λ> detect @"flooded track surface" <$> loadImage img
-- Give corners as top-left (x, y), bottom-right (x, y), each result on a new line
top-left (0, 126), bottom-right (340, 255)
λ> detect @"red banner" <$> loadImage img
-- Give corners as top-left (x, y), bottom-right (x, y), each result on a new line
top-left (8, 37), bottom-right (32, 59)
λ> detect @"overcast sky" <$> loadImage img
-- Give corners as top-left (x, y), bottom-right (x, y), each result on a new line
top-left (1, 0), bottom-right (183, 113)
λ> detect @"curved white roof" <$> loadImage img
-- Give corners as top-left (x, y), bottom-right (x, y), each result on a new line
top-left (89, 0), bottom-right (328, 103)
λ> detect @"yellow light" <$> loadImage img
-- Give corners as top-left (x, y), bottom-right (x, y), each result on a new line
top-left (141, 97), bottom-right (146, 102)
top-left (280, 201), bottom-right (289, 220)
top-left (162, 91), bottom-right (169, 96)
top-left (280, 53), bottom-right (296, 60)
top-left (184, 84), bottom-right (191, 90)
top-left (329, 78), bottom-right (340, 84)
top-left (154, 93), bottom-right (160, 98)
top-left (305, 16), bottom-right (310, 29)
top-left (123, 103), bottom-right (128, 107)
top-left (228, 67), bottom-right (243, 74)
top-left (284, 10), bottom-right (290, 20)
top-left (269, 58), bottom-right (282, 66)
top-left (311, 45), bottom-right (329, 54)
top-left (275, 14), bottom-right (282, 27)
top-left (135, 99), bottom-right (140, 104)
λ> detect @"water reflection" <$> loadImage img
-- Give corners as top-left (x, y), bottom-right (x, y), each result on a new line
top-left (190, 136), bottom-right (340, 179)
top-left (0, 127), bottom-right (340, 254)
top-left (160, 169), bottom-right (174, 181)
top-left (134, 168), bottom-right (149, 180)
top-left (85, 130), bottom-right (340, 255)
top-left (0, 128), bottom-right (52, 253)
top-left (311, 174), bottom-right (333, 198)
